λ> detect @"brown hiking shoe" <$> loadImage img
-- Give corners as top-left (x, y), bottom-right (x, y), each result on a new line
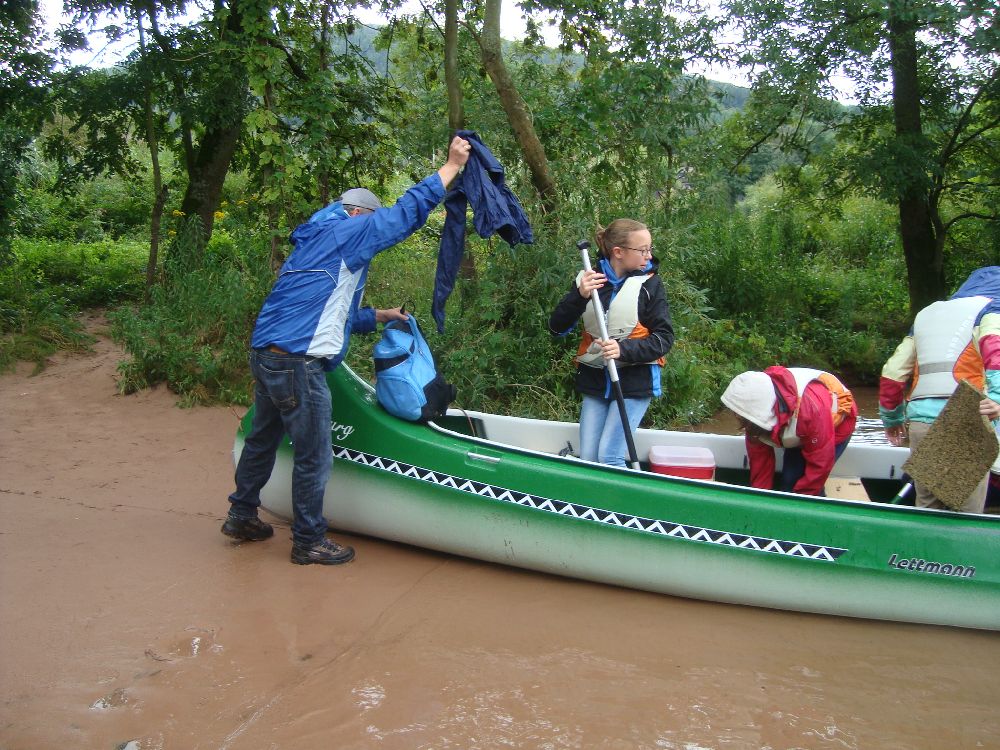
top-left (291, 538), bottom-right (356, 565)
top-left (221, 515), bottom-right (274, 542)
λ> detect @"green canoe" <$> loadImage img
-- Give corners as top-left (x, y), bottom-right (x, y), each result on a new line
top-left (236, 365), bottom-right (1000, 631)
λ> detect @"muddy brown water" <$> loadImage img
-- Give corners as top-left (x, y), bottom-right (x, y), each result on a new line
top-left (1, 332), bottom-right (997, 749)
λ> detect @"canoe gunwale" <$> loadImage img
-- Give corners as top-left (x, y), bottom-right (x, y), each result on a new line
top-left (423, 415), bottom-right (979, 518)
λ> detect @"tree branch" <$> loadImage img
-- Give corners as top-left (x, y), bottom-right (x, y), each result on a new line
top-left (730, 105), bottom-right (795, 173)
top-left (943, 211), bottom-right (1000, 232)
top-left (938, 67), bottom-right (1000, 166)
top-left (266, 37), bottom-right (308, 80)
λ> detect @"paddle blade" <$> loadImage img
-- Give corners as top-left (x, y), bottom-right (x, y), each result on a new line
top-left (902, 380), bottom-right (998, 510)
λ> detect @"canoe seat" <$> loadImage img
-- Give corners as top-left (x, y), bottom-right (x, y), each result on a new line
top-left (824, 476), bottom-right (871, 501)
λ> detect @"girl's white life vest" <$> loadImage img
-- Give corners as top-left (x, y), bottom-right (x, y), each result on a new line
top-left (575, 272), bottom-right (660, 368)
top-left (761, 367), bottom-right (845, 449)
top-left (909, 295), bottom-right (990, 400)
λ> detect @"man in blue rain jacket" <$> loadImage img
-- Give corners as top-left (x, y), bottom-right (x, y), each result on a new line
top-left (432, 129), bottom-right (532, 331)
top-left (223, 136), bottom-right (471, 566)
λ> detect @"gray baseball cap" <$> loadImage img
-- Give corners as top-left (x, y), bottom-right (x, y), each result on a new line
top-left (339, 188), bottom-right (383, 211)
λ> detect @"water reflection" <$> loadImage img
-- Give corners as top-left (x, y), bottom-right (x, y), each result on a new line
top-left (850, 416), bottom-right (889, 445)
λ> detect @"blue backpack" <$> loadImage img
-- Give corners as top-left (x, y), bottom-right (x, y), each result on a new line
top-left (373, 315), bottom-right (457, 422)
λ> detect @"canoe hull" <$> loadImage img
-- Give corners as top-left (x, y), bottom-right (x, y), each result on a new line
top-left (237, 367), bottom-right (1000, 631)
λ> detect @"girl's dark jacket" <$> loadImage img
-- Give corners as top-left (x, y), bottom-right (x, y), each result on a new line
top-left (548, 255), bottom-right (674, 400)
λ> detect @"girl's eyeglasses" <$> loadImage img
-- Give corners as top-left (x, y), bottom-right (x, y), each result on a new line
top-left (620, 245), bottom-right (653, 256)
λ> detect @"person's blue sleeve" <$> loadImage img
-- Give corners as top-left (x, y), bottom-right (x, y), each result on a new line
top-left (341, 175), bottom-right (446, 272)
top-left (352, 306), bottom-right (377, 335)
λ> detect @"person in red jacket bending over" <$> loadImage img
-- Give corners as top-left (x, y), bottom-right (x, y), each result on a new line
top-left (721, 366), bottom-right (858, 496)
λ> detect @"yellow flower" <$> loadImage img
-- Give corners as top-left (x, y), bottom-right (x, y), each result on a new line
top-left (171, 209), bottom-right (185, 217)
top-left (167, 229), bottom-right (177, 236)
top-left (214, 211), bottom-right (226, 221)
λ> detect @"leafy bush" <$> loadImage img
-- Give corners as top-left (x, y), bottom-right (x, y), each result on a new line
top-left (16, 148), bottom-right (155, 242)
top-left (14, 237), bottom-right (148, 307)
top-left (435, 238), bottom-right (578, 420)
top-left (0, 266), bottom-right (93, 373)
top-left (0, 237), bottom-right (148, 372)
top-left (656, 185), bottom-right (903, 399)
top-left (110, 237), bottom-right (273, 406)
top-left (813, 196), bottom-right (899, 264)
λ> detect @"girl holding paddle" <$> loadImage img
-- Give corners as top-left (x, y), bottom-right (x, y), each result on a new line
top-left (548, 219), bottom-right (675, 467)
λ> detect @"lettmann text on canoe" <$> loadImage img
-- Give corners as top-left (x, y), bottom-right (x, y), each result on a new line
top-left (887, 553), bottom-right (975, 578)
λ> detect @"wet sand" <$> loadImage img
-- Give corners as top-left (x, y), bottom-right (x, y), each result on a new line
top-left (2, 317), bottom-right (998, 749)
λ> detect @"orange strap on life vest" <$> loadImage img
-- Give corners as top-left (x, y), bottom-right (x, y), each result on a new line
top-left (816, 372), bottom-right (854, 428)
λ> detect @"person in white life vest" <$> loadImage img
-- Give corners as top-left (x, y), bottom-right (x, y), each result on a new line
top-left (880, 266), bottom-right (1000, 512)
top-left (548, 218), bottom-right (674, 467)
top-left (721, 366), bottom-right (858, 496)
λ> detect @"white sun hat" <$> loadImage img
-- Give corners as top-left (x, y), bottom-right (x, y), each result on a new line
top-left (721, 371), bottom-right (778, 431)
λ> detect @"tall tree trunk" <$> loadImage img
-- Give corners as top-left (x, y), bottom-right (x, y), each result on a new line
top-left (444, 0), bottom-right (476, 288)
top-left (138, 16), bottom-right (166, 302)
top-left (478, 0), bottom-right (557, 214)
top-left (888, 1), bottom-right (945, 317)
top-left (176, 0), bottom-right (248, 247)
top-left (177, 122), bottom-right (242, 244)
top-left (444, 0), bottom-right (464, 133)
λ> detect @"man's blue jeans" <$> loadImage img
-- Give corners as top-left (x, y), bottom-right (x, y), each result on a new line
top-left (579, 393), bottom-right (651, 467)
top-left (228, 349), bottom-right (332, 547)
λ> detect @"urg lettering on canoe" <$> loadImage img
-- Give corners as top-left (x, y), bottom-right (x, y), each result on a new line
top-left (331, 422), bottom-right (355, 442)
top-left (887, 553), bottom-right (976, 578)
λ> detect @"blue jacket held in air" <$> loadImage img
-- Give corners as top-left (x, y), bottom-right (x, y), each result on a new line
top-left (433, 130), bottom-right (533, 332)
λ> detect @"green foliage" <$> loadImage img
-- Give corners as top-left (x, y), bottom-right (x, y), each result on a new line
top-left (0, 0), bottom-right (53, 266)
top-left (0, 233), bottom-right (149, 371)
top-left (45, 66), bottom-right (144, 192)
top-left (342, 167), bottom-right (906, 427)
top-left (9, 167), bottom-right (910, 422)
top-left (13, 237), bottom-right (147, 307)
top-left (7, 1), bottom-right (948, 426)
top-left (110, 233), bottom-right (274, 406)
top-left (239, 5), bottom-right (402, 235)
top-left (720, 0), bottom-right (1000, 310)
top-left (0, 267), bottom-right (94, 374)
top-left (668, 182), bottom-right (904, 388)
top-left (15, 147), bottom-right (153, 241)
top-left (0, 242), bottom-right (120, 373)
top-left (435, 240), bottom-right (578, 420)
top-left (162, 213), bottom-right (207, 282)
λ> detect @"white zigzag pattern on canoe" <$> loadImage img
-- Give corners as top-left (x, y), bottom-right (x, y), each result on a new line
top-left (332, 447), bottom-right (847, 562)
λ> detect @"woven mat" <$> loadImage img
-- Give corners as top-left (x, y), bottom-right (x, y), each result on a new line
top-left (902, 380), bottom-right (998, 510)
